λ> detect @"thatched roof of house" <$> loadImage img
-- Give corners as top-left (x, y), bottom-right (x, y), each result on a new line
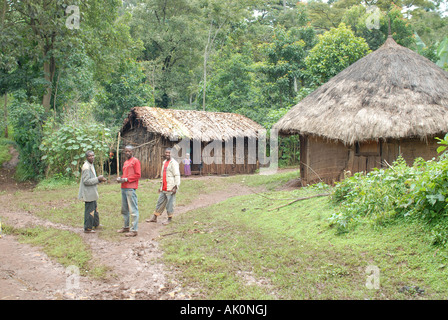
top-left (120, 106), bottom-right (264, 141)
top-left (274, 36), bottom-right (448, 145)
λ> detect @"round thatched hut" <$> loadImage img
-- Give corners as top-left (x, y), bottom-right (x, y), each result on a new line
top-left (274, 35), bottom-right (448, 185)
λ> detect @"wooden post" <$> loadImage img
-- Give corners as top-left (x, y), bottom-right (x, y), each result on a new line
top-left (3, 94), bottom-right (7, 138)
top-left (117, 132), bottom-right (121, 175)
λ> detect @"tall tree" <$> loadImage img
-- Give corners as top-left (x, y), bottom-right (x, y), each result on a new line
top-left (4, 0), bottom-right (140, 115)
top-left (199, 0), bottom-right (255, 110)
top-left (341, 4), bottom-right (415, 50)
top-left (8, 0), bottom-right (80, 111)
top-left (258, 4), bottom-right (316, 109)
top-left (305, 22), bottom-right (371, 85)
top-left (130, 0), bottom-right (203, 108)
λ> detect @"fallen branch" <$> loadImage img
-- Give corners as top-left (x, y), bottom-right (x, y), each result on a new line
top-left (268, 193), bottom-right (330, 211)
top-left (160, 231), bottom-right (183, 237)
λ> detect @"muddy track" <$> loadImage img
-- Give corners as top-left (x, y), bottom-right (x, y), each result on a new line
top-left (0, 179), bottom-right (262, 300)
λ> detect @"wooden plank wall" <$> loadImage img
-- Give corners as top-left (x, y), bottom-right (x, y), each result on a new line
top-left (351, 154), bottom-right (382, 173)
top-left (197, 139), bottom-right (258, 176)
top-left (121, 128), bottom-right (259, 179)
top-left (382, 137), bottom-right (441, 166)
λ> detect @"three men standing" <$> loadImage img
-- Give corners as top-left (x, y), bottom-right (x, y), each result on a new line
top-left (78, 146), bottom-right (179, 236)
top-left (78, 150), bottom-right (107, 233)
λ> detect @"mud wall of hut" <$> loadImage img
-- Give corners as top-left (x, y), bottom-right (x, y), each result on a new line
top-left (301, 135), bottom-right (348, 185)
top-left (301, 134), bottom-right (443, 186)
top-left (387, 137), bottom-right (441, 165)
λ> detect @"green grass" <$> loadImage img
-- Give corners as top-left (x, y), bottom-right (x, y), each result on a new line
top-left (160, 187), bottom-right (448, 299)
top-left (8, 171), bottom-right (298, 241)
top-left (226, 168), bottom-right (300, 190)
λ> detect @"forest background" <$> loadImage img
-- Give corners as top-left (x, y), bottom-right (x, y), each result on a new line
top-left (1, 0), bottom-right (448, 181)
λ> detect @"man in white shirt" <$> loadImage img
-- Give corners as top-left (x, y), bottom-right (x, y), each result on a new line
top-left (146, 148), bottom-right (180, 225)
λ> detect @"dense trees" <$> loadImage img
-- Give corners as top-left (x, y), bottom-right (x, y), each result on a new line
top-left (1, 0), bottom-right (448, 179)
top-left (305, 22), bottom-right (371, 85)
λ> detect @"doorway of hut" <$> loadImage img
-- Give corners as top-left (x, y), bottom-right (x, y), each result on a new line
top-left (183, 139), bottom-right (202, 176)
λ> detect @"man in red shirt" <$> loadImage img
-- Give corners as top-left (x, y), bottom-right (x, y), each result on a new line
top-left (116, 145), bottom-right (141, 237)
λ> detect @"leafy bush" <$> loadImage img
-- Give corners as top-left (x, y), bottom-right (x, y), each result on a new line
top-left (8, 98), bottom-right (48, 180)
top-left (329, 156), bottom-right (419, 233)
top-left (400, 155), bottom-right (448, 246)
top-left (40, 119), bottom-right (112, 178)
top-left (330, 135), bottom-right (448, 247)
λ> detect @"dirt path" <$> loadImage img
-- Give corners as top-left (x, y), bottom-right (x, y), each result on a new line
top-left (0, 173), bottom-right (262, 300)
top-left (0, 146), bottom-right (36, 193)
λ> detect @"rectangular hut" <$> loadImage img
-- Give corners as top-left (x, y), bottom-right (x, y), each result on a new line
top-left (119, 107), bottom-right (264, 179)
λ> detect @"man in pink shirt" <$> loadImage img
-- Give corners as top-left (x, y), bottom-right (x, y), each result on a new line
top-left (116, 145), bottom-right (141, 237)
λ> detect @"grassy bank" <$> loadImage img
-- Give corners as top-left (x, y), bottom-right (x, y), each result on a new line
top-left (160, 186), bottom-right (448, 299)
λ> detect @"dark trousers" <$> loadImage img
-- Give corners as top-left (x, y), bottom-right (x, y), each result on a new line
top-left (84, 201), bottom-right (99, 231)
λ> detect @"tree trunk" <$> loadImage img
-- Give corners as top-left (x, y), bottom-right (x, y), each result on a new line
top-left (202, 51), bottom-right (208, 111)
top-left (53, 69), bottom-right (61, 117)
top-left (42, 37), bottom-right (56, 112)
top-left (42, 58), bottom-right (55, 111)
top-left (202, 19), bottom-right (213, 111)
top-left (202, 17), bottom-right (226, 111)
top-left (3, 94), bottom-right (7, 138)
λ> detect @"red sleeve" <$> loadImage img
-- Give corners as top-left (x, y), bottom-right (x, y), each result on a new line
top-left (127, 158), bottom-right (141, 183)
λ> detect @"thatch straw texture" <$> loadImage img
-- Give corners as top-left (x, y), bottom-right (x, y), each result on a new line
top-left (121, 106), bottom-right (263, 141)
top-left (274, 36), bottom-right (448, 145)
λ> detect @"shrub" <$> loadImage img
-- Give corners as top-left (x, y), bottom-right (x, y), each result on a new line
top-left (400, 154), bottom-right (448, 246)
top-left (330, 134), bottom-right (448, 246)
top-left (40, 119), bottom-right (112, 178)
top-left (8, 99), bottom-right (48, 180)
top-left (329, 156), bottom-right (419, 233)
top-left (0, 138), bottom-right (14, 165)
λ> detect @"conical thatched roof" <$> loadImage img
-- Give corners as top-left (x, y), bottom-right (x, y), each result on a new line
top-left (120, 106), bottom-right (264, 141)
top-left (274, 36), bottom-right (448, 145)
